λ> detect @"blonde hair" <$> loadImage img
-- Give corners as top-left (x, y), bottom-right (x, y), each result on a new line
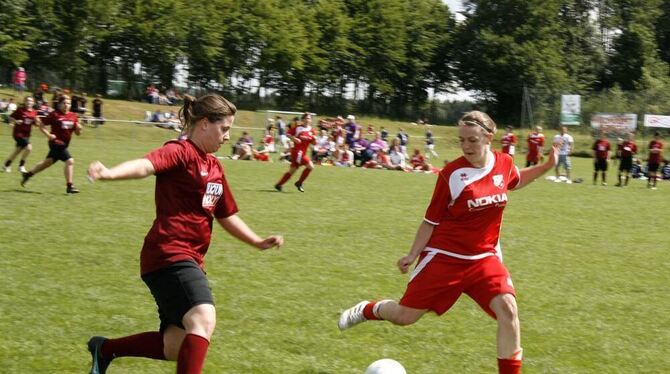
top-left (458, 111), bottom-right (497, 135)
top-left (179, 93), bottom-right (237, 135)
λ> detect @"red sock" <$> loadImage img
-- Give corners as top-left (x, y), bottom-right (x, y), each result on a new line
top-left (498, 349), bottom-right (523, 374)
top-left (362, 302), bottom-right (381, 320)
top-left (276, 172), bottom-right (292, 186)
top-left (101, 331), bottom-right (166, 360)
top-left (177, 334), bottom-right (210, 374)
top-left (297, 168), bottom-right (312, 184)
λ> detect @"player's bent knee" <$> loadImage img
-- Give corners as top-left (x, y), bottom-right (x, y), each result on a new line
top-left (183, 304), bottom-right (217, 339)
top-left (66, 158), bottom-right (74, 166)
top-left (162, 326), bottom-right (186, 361)
top-left (492, 294), bottom-right (518, 323)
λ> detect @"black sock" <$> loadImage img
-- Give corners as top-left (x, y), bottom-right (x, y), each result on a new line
top-left (4, 160), bottom-right (10, 167)
top-left (19, 160), bottom-right (25, 167)
top-left (67, 183), bottom-right (73, 188)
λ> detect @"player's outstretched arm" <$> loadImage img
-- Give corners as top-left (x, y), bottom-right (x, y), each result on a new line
top-left (217, 214), bottom-right (283, 250)
top-left (88, 159), bottom-right (155, 182)
top-left (515, 145), bottom-right (559, 189)
top-left (398, 221), bottom-right (435, 274)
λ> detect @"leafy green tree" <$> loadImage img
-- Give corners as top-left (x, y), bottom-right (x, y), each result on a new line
top-left (0, 0), bottom-right (39, 69)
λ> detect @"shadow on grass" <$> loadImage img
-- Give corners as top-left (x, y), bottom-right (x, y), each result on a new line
top-left (2, 188), bottom-right (43, 194)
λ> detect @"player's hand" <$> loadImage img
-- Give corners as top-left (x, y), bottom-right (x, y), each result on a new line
top-left (87, 161), bottom-right (110, 182)
top-left (397, 254), bottom-right (418, 274)
top-left (255, 235), bottom-right (284, 250)
top-left (546, 145), bottom-right (559, 167)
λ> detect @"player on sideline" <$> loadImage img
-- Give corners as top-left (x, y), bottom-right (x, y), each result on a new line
top-left (500, 125), bottom-right (517, 159)
top-left (525, 126), bottom-right (544, 167)
top-left (338, 111), bottom-right (558, 374)
top-left (647, 131), bottom-right (664, 190)
top-left (615, 132), bottom-right (637, 187)
top-left (274, 112), bottom-right (316, 192)
top-left (86, 94), bottom-right (283, 374)
top-left (3, 96), bottom-right (39, 173)
top-left (592, 131), bottom-right (611, 185)
top-left (20, 95), bottom-right (82, 193)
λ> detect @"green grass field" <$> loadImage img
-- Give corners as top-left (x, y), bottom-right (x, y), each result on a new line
top-left (1, 94), bottom-right (669, 373)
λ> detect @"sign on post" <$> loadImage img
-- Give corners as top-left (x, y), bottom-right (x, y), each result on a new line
top-left (643, 114), bottom-right (670, 128)
top-left (560, 95), bottom-right (581, 125)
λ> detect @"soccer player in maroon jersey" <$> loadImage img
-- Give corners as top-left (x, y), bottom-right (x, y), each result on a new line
top-left (274, 112), bottom-right (316, 192)
top-left (85, 94), bottom-right (283, 374)
top-left (338, 111), bottom-right (559, 374)
top-left (500, 125), bottom-right (517, 158)
top-left (3, 96), bottom-right (39, 173)
top-left (616, 132), bottom-right (637, 187)
top-left (20, 95), bottom-right (82, 193)
top-left (525, 126), bottom-right (544, 167)
top-left (647, 131), bottom-right (664, 190)
top-left (592, 131), bottom-right (611, 185)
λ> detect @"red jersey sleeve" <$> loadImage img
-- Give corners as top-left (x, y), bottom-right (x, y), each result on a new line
top-left (424, 172), bottom-right (452, 225)
top-left (214, 173), bottom-right (239, 219)
top-left (145, 141), bottom-right (186, 174)
top-left (507, 163), bottom-right (521, 189)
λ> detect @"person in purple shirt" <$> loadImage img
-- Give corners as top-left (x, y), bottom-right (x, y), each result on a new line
top-left (345, 115), bottom-right (358, 147)
top-left (352, 136), bottom-right (370, 166)
top-left (368, 132), bottom-right (389, 154)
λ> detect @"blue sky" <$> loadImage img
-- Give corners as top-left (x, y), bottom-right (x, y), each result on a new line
top-left (443, 0), bottom-right (464, 14)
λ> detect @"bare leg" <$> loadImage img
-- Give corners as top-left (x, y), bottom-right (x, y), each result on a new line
top-left (64, 158), bottom-right (74, 184)
top-left (489, 294), bottom-right (520, 359)
top-left (376, 301), bottom-right (428, 326)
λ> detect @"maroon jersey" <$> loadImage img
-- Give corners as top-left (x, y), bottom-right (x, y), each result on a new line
top-left (592, 139), bottom-right (610, 160)
top-left (619, 140), bottom-right (637, 158)
top-left (141, 140), bottom-right (239, 275)
top-left (648, 140), bottom-right (664, 164)
top-left (424, 151), bottom-right (520, 259)
top-left (10, 107), bottom-right (38, 138)
top-left (43, 110), bottom-right (78, 146)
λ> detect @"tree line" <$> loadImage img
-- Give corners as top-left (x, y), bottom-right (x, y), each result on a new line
top-left (2, 0), bottom-right (670, 123)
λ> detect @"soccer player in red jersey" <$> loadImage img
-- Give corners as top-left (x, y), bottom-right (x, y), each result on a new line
top-left (338, 111), bottom-right (559, 374)
top-left (525, 126), bottom-right (544, 167)
top-left (85, 94), bottom-right (283, 374)
top-left (592, 131), bottom-right (611, 185)
top-left (647, 131), bottom-right (664, 190)
top-left (274, 112), bottom-right (316, 192)
top-left (500, 126), bottom-right (517, 158)
top-left (20, 95), bottom-right (82, 193)
top-left (3, 96), bottom-right (39, 173)
top-left (616, 132), bottom-right (637, 187)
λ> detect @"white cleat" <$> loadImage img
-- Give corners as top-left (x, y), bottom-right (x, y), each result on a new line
top-left (338, 300), bottom-right (369, 330)
top-left (2, 166), bottom-right (10, 173)
top-left (18, 166), bottom-right (27, 173)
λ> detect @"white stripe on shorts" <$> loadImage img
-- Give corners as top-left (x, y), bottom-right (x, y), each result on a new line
top-left (409, 250), bottom-right (437, 282)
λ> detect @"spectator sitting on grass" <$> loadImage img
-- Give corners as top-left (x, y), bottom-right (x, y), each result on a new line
top-left (231, 131), bottom-right (253, 160)
top-left (334, 143), bottom-right (354, 167)
top-left (312, 129), bottom-right (333, 164)
top-left (662, 160), bottom-right (670, 180)
top-left (253, 141), bottom-right (271, 162)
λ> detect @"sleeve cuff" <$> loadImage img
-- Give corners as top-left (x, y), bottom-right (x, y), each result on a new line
top-left (423, 217), bottom-right (439, 226)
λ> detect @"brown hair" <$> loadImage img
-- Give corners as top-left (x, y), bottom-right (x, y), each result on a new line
top-left (458, 111), bottom-right (497, 134)
top-left (179, 93), bottom-right (237, 134)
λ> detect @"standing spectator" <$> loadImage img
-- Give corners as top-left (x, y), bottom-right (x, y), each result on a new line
top-left (592, 131), bottom-right (611, 185)
top-left (410, 148), bottom-right (432, 172)
top-left (553, 126), bottom-right (574, 183)
top-left (13, 67), bottom-right (27, 95)
top-left (338, 111), bottom-right (559, 374)
top-left (85, 94), bottom-right (283, 374)
top-left (92, 94), bottom-right (105, 126)
top-left (345, 115), bottom-right (358, 148)
top-left (276, 116), bottom-right (289, 149)
top-left (397, 128), bottom-right (410, 157)
top-left (20, 95), bottom-right (82, 193)
top-left (615, 132), bottom-right (637, 187)
top-left (424, 127), bottom-right (438, 159)
top-left (274, 112), bottom-right (316, 192)
top-left (500, 126), bottom-right (517, 158)
top-left (380, 126), bottom-right (389, 141)
top-left (3, 96), bottom-right (40, 173)
top-left (525, 126), bottom-right (545, 167)
top-left (647, 131), bottom-right (664, 190)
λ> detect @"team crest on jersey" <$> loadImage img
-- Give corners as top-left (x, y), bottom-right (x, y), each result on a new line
top-left (460, 173), bottom-right (468, 181)
top-left (493, 174), bottom-right (504, 189)
top-left (202, 182), bottom-right (223, 208)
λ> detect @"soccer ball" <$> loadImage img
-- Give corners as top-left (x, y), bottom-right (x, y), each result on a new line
top-left (364, 358), bottom-right (407, 374)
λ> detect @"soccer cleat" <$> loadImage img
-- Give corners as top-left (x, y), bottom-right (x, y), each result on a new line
top-left (18, 166), bottom-right (27, 173)
top-left (601, 182), bottom-right (607, 186)
top-left (3, 166), bottom-right (10, 173)
top-left (87, 336), bottom-right (113, 374)
top-left (274, 184), bottom-right (282, 192)
top-left (294, 182), bottom-right (305, 192)
top-left (338, 300), bottom-right (369, 330)
top-left (20, 171), bottom-right (31, 187)
top-left (67, 185), bottom-right (80, 194)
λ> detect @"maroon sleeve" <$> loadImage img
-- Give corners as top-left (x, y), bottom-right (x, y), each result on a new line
top-left (424, 171), bottom-right (452, 225)
top-left (145, 141), bottom-right (187, 174)
top-left (10, 108), bottom-right (22, 120)
top-left (214, 173), bottom-right (239, 219)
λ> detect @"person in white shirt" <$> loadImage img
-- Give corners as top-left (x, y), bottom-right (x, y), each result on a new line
top-left (553, 126), bottom-right (574, 182)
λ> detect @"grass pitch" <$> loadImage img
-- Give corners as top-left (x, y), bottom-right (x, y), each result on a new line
top-left (0, 97), bottom-right (669, 373)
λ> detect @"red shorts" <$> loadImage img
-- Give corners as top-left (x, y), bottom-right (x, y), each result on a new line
top-left (399, 252), bottom-right (515, 319)
top-left (290, 150), bottom-right (311, 167)
top-left (254, 153), bottom-right (269, 162)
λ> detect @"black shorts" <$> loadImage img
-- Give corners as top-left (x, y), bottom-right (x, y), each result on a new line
top-left (14, 136), bottom-right (29, 149)
top-left (594, 158), bottom-right (608, 172)
top-left (619, 157), bottom-right (633, 172)
top-left (141, 260), bottom-right (214, 333)
top-left (648, 162), bottom-right (660, 173)
top-left (46, 144), bottom-right (72, 162)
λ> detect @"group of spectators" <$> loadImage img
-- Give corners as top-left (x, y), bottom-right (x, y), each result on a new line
top-left (145, 84), bottom-right (182, 106)
top-left (228, 114), bottom-right (444, 174)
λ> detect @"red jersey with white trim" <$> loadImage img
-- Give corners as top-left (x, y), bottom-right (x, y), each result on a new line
top-left (424, 151), bottom-right (520, 258)
top-left (501, 133), bottom-right (517, 154)
top-left (648, 140), bottom-right (664, 164)
top-left (141, 140), bottom-right (239, 275)
top-left (526, 133), bottom-right (544, 160)
top-left (411, 154), bottom-right (425, 168)
top-left (619, 140), bottom-right (637, 158)
top-left (10, 107), bottom-right (38, 138)
top-left (43, 110), bottom-right (78, 146)
top-left (592, 139), bottom-right (610, 160)
top-left (290, 125), bottom-right (316, 156)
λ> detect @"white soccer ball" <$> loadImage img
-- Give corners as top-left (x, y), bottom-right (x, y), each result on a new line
top-left (364, 358), bottom-right (407, 374)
